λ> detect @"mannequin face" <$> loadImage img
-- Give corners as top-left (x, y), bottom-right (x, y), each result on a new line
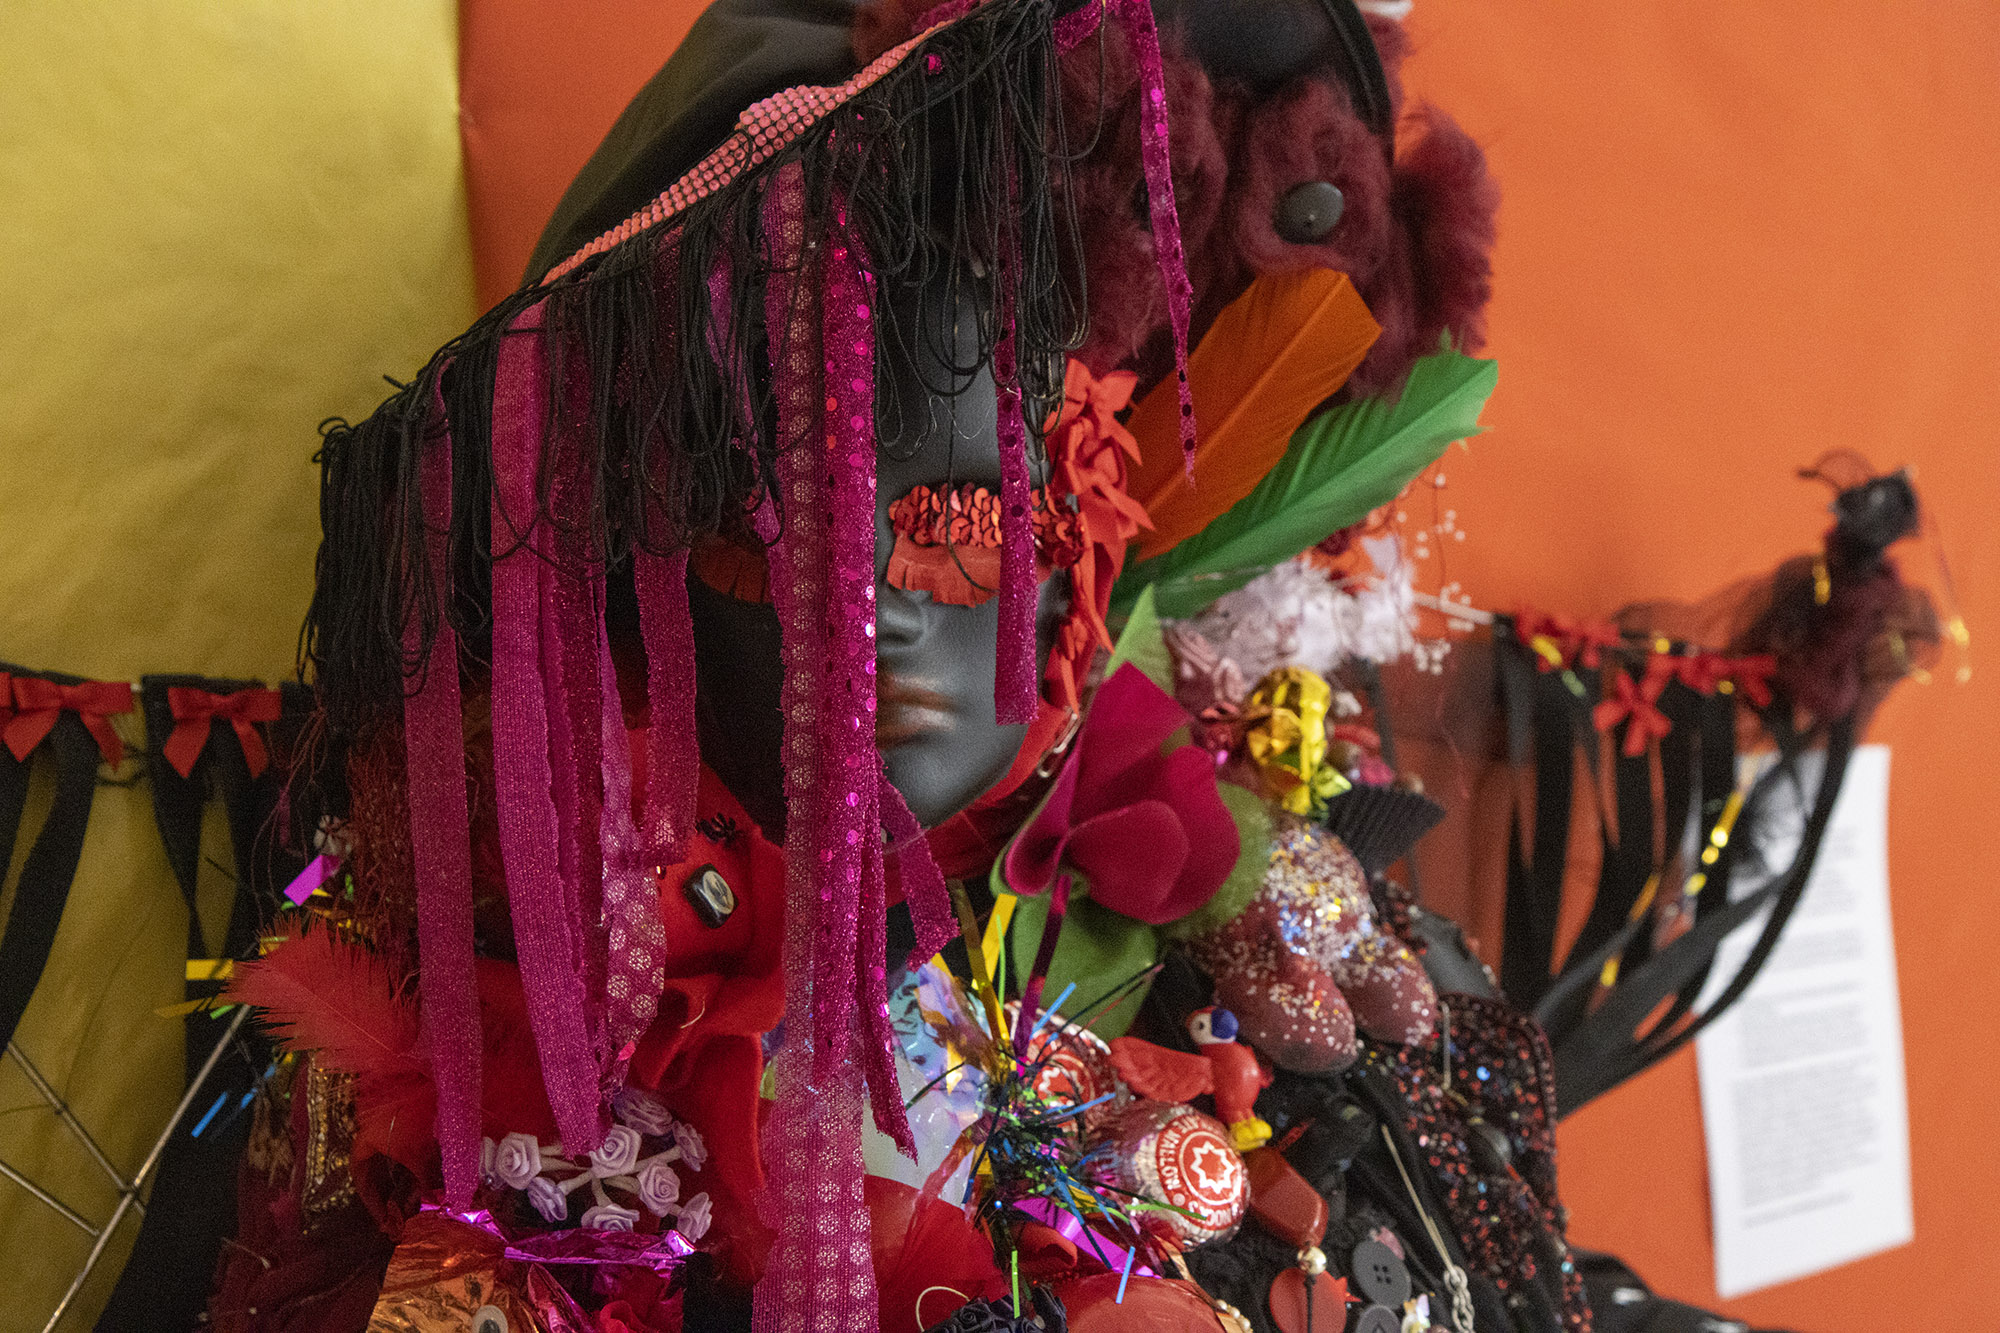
top-left (873, 279), bottom-right (1070, 827)
top-left (690, 275), bottom-right (1065, 835)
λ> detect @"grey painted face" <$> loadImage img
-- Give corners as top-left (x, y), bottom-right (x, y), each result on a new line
top-left (689, 274), bottom-right (1065, 836)
top-left (871, 278), bottom-right (1069, 828)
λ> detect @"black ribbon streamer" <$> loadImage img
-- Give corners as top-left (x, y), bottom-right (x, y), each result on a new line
top-left (1492, 624), bottom-right (1863, 1117)
top-left (0, 679), bottom-right (105, 1054)
top-left (96, 675), bottom-right (310, 1333)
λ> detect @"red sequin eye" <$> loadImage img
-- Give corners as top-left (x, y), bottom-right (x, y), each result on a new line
top-left (885, 483), bottom-right (1081, 605)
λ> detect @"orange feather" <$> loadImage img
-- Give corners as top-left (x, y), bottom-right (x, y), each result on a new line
top-left (1124, 269), bottom-right (1379, 561)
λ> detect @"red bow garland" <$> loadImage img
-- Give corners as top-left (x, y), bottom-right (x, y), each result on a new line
top-left (1664, 651), bottom-right (1778, 707)
top-left (1721, 654), bottom-right (1778, 707)
top-left (1593, 660), bottom-right (1673, 757)
top-left (163, 686), bottom-right (284, 779)
top-left (4, 676), bottom-right (133, 765)
top-left (1671, 652), bottom-right (1728, 694)
top-left (1516, 609), bottom-right (1625, 671)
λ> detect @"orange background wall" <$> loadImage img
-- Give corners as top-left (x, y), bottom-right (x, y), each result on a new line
top-left (454, 3), bottom-right (2000, 1327)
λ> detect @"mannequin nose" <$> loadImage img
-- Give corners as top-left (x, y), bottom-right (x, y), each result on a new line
top-left (875, 578), bottom-right (928, 649)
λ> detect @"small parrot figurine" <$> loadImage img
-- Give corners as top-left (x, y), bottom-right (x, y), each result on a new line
top-left (1109, 1006), bottom-right (1275, 1151)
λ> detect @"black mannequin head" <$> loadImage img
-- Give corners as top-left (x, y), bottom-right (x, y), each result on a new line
top-left (689, 274), bottom-right (1067, 836)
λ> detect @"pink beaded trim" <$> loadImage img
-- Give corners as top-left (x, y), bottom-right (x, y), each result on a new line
top-left (541, 25), bottom-right (947, 283)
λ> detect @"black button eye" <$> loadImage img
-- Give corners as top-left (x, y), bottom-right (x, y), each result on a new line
top-left (1275, 181), bottom-right (1346, 243)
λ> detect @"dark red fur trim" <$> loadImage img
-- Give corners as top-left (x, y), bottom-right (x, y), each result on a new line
top-left (854, 3), bottom-right (1498, 398)
top-left (1393, 105), bottom-right (1500, 356)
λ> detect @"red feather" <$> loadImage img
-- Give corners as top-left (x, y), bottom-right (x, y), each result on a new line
top-left (228, 928), bottom-right (435, 1171)
top-left (1107, 1036), bottom-right (1215, 1104)
top-left (230, 932), bottom-right (562, 1176)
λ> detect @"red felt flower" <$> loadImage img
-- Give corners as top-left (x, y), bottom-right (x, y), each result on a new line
top-left (1003, 663), bottom-right (1239, 925)
top-left (1041, 361), bottom-right (1153, 713)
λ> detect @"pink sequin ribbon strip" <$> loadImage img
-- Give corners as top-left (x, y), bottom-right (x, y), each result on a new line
top-left (755, 163), bottom-right (879, 1333)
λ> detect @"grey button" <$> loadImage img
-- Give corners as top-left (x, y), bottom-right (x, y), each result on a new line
top-left (1274, 181), bottom-right (1346, 243)
top-left (1352, 1305), bottom-right (1400, 1333)
top-left (1349, 1238), bottom-right (1412, 1308)
top-left (472, 1305), bottom-right (509, 1333)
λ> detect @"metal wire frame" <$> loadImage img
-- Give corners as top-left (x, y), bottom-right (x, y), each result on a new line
top-left (0, 1006), bottom-right (249, 1332)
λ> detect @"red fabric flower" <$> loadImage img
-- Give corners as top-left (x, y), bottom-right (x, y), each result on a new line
top-left (1041, 361), bottom-right (1153, 713)
top-left (1003, 664), bottom-right (1238, 925)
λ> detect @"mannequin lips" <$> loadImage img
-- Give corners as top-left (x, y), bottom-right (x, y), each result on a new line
top-left (875, 673), bottom-right (956, 748)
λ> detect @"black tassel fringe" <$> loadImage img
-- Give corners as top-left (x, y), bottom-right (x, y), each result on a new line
top-left (304, 0), bottom-right (1089, 745)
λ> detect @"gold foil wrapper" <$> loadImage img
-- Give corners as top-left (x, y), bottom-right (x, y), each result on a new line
top-left (1245, 667), bottom-right (1349, 815)
top-left (366, 1214), bottom-right (555, 1333)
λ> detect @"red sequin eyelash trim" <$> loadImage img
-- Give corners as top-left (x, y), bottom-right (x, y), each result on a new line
top-left (885, 482), bottom-right (1084, 605)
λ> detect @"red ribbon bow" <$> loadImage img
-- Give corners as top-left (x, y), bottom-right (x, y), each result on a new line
top-left (1560, 616), bottom-right (1626, 669)
top-left (1722, 654), bottom-right (1779, 708)
top-left (1671, 652), bottom-right (1729, 694)
top-left (1593, 664), bottom-right (1673, 757)
top-left (164, 686), bottom-right (284, 779)
top-left (5, 676), bottom-right (133, 765)
top-left (1516, 609), bottom-right (1625, 671)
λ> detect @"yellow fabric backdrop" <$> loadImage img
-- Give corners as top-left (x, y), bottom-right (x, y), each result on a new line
top-left (0, 4), bottom-right (476, 1326)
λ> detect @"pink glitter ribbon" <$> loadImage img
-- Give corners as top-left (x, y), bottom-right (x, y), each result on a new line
top-left (1059, 0), bottom-right (1196, 472)
top-left (598, 599), bottom-right (666, 1075)
top-left (990, 216), bottom-right (1039, 727)
top-left (489, 307), bottom-right (606, 1154)
top-left (403, 382), bottom-right (483, 1207)
top-left (822, 199), bottom-right (927, 1163)
top-left (879, 765), bottom-right (953, 965)
top-left (755, 162), bottom-right (880, 1333)
top-left (810, 200), bottom-right (882, 1081)
top-left (545, 366), bottom-right (610, 1058)
top-left (634, 547), bottom-right (697, 866)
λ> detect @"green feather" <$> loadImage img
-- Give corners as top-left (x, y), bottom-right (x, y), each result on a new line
top-left (1113, 346), bottom-right (1498, 619)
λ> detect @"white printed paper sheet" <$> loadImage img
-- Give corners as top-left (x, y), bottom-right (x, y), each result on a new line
top-left (1696, 744), bottom-right (1913, 1297)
